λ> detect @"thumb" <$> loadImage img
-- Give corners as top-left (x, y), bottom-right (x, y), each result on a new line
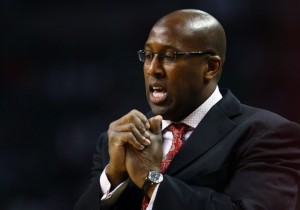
top-left (148, 115), bottom-right (162, 134)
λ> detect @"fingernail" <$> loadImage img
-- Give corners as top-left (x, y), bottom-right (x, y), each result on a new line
top-left (145, 122), bottom-right (150, 129)
top-left (155, 115), bottom-right (162, 120)
top-left (144, 138), bottom-right (151, 145)
top-left (144, 131), bottom-right (150, 138)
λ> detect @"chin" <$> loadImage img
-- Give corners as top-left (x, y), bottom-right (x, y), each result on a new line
top-left (151, 107), bottom-right (184, 121)
top-left (150, 105), bottom-right (167, 118)
top-left (151, 108), bottom-right (177, 121)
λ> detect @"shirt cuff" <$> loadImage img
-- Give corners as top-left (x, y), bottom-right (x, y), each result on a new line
top-left (100, 165), bottom-right (129, 200)
top-left (100, 166), bottom-right (111, 199)
top-left (146, 183), bottom-right (160, 210)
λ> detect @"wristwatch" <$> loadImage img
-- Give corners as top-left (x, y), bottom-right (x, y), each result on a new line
top-left (142, 171), bottom-right (164, 195)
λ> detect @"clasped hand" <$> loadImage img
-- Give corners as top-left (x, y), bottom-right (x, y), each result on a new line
top-left (106, 109), bottom-right (163, 191)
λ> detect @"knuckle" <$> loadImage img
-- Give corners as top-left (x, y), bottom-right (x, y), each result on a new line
top-left (131, 109), bottom-right (138, 114)
top-left (128, 123), bottom-right (135, 130)
top-left (108, 130), bottom-right (116, 140)
top-left (125, 133), bottom-right (137, 142)
top-left (109, 120), bottom-right (117, 128)
top-left (129, 110), bottom-right (136, 117)
top-left (125, 133), bottom-right (134, 142)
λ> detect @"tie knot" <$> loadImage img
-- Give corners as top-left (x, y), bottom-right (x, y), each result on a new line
top-left (168, 123), bottom-right (189, 140)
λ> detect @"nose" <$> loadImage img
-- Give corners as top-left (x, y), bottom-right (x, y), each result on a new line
top-left (145, 55), bottom-right (165, 77)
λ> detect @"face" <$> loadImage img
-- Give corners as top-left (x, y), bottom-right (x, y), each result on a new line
top-left (144, 20), bottom-right (214, 121)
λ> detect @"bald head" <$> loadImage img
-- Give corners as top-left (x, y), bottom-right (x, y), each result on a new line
top-left (144, 9), bottom-right (227, 120)
top-left (152, 9), bottom-right (226, 65)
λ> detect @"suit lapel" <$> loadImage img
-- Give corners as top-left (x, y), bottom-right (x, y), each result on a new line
top-left (165, 89), bottom-right (241, 175)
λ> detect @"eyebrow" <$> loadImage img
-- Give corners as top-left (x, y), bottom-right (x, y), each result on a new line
top-left (144, 43), bottom-right (180, 52)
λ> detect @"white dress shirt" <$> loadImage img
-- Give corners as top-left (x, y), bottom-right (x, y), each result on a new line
top-left (100, 86), bottom-right (222, 209)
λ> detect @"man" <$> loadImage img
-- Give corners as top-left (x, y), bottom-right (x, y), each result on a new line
top-left (74, 9), bottom-right (300, 210)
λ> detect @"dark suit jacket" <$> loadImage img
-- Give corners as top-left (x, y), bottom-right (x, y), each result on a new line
top-left (74, 89), bottom-right (300, 210)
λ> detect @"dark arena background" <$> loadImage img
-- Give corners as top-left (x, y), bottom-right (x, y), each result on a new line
top-left (1, 0), bottom-right (300, 209)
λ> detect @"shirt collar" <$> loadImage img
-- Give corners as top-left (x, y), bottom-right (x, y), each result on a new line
top-left (162, 86), bottom-right (222, 130)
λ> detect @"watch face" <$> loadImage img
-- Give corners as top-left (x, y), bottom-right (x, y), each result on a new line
top-left (148, 171), bottom-right (163, 183)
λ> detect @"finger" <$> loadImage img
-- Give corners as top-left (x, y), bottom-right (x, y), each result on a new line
top-left (109, 129), bottom-right (145, 150)
top-left (131, 109), bottom-right (150, 130)
top-left (117, 110), bottom-right (150, 130)
top-left (125, 110), bottom-right (151, 145)
top-left (115, 110), bottom-right (150, 139)
top-left (127, 111), bottom-right (150, 139)
top-left (123, 132), bottom-right (145, 150)
top-left (125, 122), bottom-right (151, 146)
top-left (148, 115), bottom-right (162, 134)
top-left (109, 110), bottom-right (151, 147)
top-left (114, 123), bottom-right (150, 147)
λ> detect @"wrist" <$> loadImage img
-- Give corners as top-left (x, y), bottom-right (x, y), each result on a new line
top-left (142, 171), bottom-right (163, 197)
top-left (106, 164), bottom-right (128, 188)
top-left (145, 183), bottom-right (158, 198)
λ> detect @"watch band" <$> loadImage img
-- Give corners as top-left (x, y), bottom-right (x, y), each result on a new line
top-left (142, 177), bottom-right (153, 195)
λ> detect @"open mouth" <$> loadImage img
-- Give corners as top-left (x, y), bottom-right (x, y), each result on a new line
top-left (149, 85), bottom-right (167, 104)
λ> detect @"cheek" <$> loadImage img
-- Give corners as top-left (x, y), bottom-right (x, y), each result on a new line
top-left (169, 67), bottom-right (203, 88)
top-left (143, 70), bottom-right (149, 86)
top-left (171, 73), bottom-right (204, 101)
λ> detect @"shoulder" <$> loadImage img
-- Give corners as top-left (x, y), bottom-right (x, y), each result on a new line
top-left (219, 88), bottom-right (300, 129)
top-left (216, 88), bottom-right (300, 142)
top-left (239, 102), bottom-right (300, 132)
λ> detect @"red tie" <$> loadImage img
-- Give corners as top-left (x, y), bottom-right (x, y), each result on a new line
top-left (161, 123), bottom-right (188, 173)
top-left (141, 123), bottom-right (189, 210)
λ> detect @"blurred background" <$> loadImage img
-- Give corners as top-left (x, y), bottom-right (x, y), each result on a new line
top-left (1, 0), bottom-right (300, 209)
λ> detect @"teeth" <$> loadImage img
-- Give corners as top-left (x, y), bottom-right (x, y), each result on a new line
top-left (153, 86), bottom-right (162, 90)
top-left (153, 92), bottom-right (165, 98)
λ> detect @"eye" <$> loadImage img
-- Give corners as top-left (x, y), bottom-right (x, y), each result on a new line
top-left (144, 51), bottom-right (153, 61)
top-left (163, 51), bottom-right (176, 62)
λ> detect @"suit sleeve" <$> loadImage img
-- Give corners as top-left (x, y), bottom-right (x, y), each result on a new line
top-left (152, 120), bottom-right (300, 210)
top-left (74, 133), bottom-right (109, 210)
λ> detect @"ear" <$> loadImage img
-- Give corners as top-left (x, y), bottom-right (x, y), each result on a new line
top-left (205, 55), bottom-right (221, 80)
